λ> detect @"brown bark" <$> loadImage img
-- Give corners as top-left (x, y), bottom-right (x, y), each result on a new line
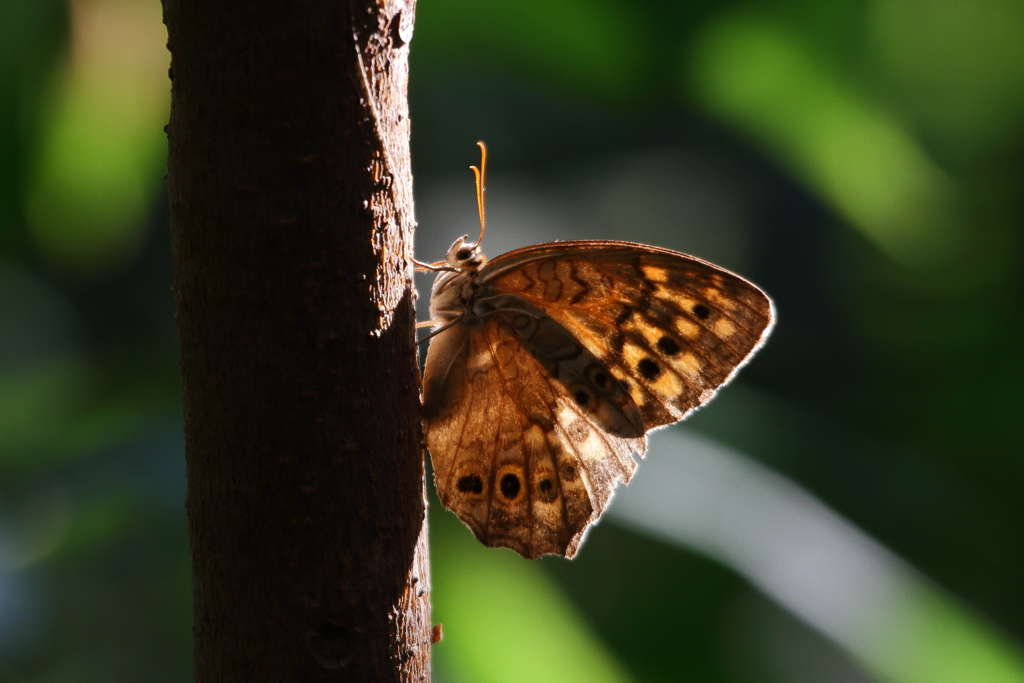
top-left (163, 0), bottom-right (428, 680)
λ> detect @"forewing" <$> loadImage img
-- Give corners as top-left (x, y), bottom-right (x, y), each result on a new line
top-left (479, 241), bottom-right (775, 430)
top-left (422, 316), bottom-right (643, 559)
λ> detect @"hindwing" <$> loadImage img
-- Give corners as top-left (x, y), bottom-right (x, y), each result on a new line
top-left (423, 315), bottom-right (642, 559)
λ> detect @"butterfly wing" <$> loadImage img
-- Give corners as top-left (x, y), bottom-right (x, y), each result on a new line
top-left (422, 313), bottom-right (642, 559)
top-left (478, 241), bottom-right (775, 430)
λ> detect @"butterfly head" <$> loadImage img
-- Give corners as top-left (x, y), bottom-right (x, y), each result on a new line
top-left (444, 234), bottom-right (486, 272)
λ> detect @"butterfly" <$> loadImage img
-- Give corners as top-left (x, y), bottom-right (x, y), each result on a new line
top-left (417, 143), bottom-right (774, 559)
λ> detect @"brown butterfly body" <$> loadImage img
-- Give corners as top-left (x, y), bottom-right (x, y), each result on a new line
top-left (422, 235), bottom-right (774, 559)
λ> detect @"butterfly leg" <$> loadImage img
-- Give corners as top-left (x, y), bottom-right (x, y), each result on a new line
top-left (415, 314), bottom-right (466, 346)
top-left (412, 258), bottom-right (457, 273)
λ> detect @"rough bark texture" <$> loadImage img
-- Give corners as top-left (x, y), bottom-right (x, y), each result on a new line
top-left (163, 0), bottom-right (428, 680)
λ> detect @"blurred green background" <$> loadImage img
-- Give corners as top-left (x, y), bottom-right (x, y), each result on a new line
top-left (2, 0), bottom-right (1023, 680)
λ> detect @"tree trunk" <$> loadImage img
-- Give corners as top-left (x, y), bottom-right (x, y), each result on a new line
top-left (163, 0), bottom-right (427, 680)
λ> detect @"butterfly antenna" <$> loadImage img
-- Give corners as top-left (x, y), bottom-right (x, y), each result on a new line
top-left (470, 141), bottom-right (487, 247)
